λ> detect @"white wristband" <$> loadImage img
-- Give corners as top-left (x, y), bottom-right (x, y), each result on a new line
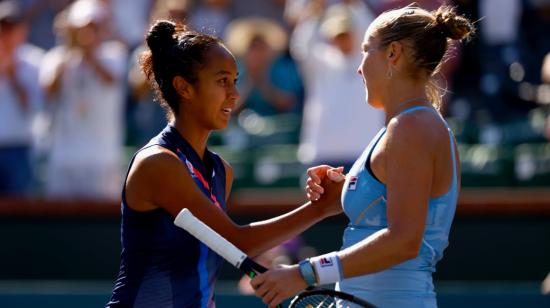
top-left (310, 252), bottom-right (343, 285)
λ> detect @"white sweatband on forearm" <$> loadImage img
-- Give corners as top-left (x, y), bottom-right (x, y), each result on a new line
top-left (310, 251), bottom-right (343, 285)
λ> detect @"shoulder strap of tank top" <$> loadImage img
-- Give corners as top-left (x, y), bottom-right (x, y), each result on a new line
top-left (122, 143), bottom-right (223, 210)
top-left (396, 105), bottom-right (434, 117)
top-left (174, 148), bottom-right (223, 210)
top-left (365, 127), bottom-right (387, 164)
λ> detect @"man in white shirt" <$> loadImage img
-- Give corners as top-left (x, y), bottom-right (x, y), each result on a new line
top-left (291, 1), bottom-right (383, 170)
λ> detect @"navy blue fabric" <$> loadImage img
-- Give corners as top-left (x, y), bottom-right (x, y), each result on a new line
top-left (107, 125), bottom-right (227, 308)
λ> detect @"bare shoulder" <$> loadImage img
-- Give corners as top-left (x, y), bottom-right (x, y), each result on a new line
top-left (386, 109), bottom-right (447, 152)
top-left (218, 155), bottom-right (233, 176)
top-left (133, 145), bottom-right (181, 174)
top-left (123, 146), bottom-right (180, 211)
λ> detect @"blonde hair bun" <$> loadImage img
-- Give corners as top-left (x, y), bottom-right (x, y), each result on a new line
top-left (434, 6), bottom-right (474, 41)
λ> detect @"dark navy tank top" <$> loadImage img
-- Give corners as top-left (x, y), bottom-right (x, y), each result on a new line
top-left (107, 125), bottom-right (227, 308)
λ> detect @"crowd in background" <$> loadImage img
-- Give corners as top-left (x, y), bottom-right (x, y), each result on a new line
top-left (0, 0), bottom-right (549, 200)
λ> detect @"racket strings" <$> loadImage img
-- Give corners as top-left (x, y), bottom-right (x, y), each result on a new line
top-left (292, 294), bottom-right (355, 308)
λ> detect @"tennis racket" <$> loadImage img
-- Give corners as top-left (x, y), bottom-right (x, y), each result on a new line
top-left (174, 208), bottom-right (376, 308)
top-left (174, 208), bottom-right (282, 307)
top-left (289, 288), bottom-right (375, 308)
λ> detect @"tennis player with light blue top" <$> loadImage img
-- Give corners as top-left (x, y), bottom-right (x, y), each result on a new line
top-left (251, 5), bottom-right (474, 308)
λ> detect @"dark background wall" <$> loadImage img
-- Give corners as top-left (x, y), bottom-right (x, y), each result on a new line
top-left (1, 214), bottom-right (548, 282)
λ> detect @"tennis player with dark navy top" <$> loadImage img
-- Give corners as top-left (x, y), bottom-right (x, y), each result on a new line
top-left (106, 20), bottom-right (344, 307)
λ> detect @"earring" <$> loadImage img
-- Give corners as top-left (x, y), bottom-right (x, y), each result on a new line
top-left (386, 67), bottom-right (393, 79)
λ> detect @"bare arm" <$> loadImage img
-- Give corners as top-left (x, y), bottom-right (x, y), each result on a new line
top-left (339, 116), bottom-right (434, 277)
top-left (126, 147), bottom-right (342, 258)
top-left (43, 58), bottom-right (65, 97)
top-left (83, 50), bottom-right (115, 84)
top-left (250, 116), bottom-right (437, 307)
top-left (4, 60), bottom-right (29, 110)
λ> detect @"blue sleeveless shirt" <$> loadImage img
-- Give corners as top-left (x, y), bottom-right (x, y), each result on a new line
top-left (336, 106), bottom-right (459, 307)
top-left (107, 125), bottom-right (227, 308)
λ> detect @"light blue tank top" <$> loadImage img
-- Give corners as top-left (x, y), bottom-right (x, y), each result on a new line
top-left (337, 106), bottom-right (458, 307)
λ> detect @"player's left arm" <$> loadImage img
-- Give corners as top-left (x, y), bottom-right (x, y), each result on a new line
top-left (338, 114), bottom-right (435, 277)
top-left (249, 115), bottom-right (437, 304)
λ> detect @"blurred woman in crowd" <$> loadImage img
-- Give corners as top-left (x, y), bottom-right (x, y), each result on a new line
top-left (40, 0), bottom-right (127, 200)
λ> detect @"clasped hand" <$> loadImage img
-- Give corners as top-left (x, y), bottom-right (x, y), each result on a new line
top-left (306, 165), bottom-right (346, 217)
top-left (250, 165), bottom-right (346, 306)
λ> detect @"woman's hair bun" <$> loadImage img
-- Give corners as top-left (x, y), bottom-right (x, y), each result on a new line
top-left (434, 6), bottom-right (474, 41)
top-left (146, 20), bottom-right (177, 53)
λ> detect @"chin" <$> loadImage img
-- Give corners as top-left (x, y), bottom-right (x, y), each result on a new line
top-left (365, 94), bottom-right (374, 107)
top-left (366, 96), bottom-right (382, 109)
top-left (214, 120), bottom-right (230, 131)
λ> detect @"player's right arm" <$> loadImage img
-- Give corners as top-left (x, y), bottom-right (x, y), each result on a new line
top-left (125, 146), bottom-right (341, 257)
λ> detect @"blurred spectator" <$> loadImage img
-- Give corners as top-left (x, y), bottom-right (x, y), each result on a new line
top-left (478, 0), bottom-right (525, 120)
top-left (371, 0), bottom-right (446, 14)
top-left (106, 0), bottom-right (156, 49)
top-left (149, 0), bottom-right (192, 23)
top-left (480, 0), bottom-right (522, 47)
top-left (126, 0), bottom-right (193, 147)
top-left (542, 53), bottom-right (550, 140)
top-left (0, 0), bottom-right (44, 197)
top-left (40, 0), bottom-right (127, 200)
top-left (543, 271), bottom-right (550, 295)
top-left (283, 0), bottom-right (315, 28)
top-left (285, 0), bottom-right (372, 36)
top-left (291, 1), bottom-right (383, 170)
top-left (232, 0), bottom-right (286, 27)
top-left (543, 53), bottom-right (550, 84)
top-left (18, 0), bottom-right (72, 50)
top-left (225, 17), bottom-right (304, 117)
top-left (521, 0), bottom-right (550, 80)
top-left (445, 0), bottom-right (483, 125)
top-left (126, 45), bottom-right (168, 147)
top-left (190, 0), bottom-right (232, 37)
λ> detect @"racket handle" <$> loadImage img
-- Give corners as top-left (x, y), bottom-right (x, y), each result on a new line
top-left (174, 208), bottom-right (247, 267)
